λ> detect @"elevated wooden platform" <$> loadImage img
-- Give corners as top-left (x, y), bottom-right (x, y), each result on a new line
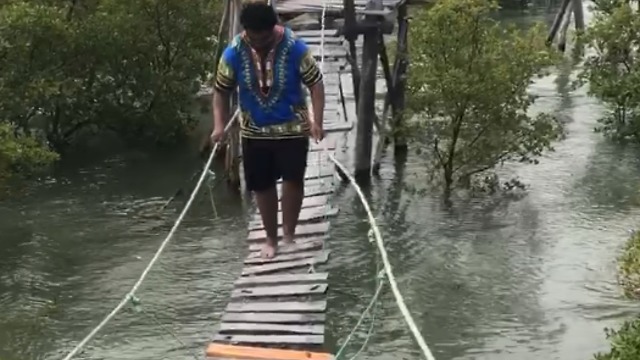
top-left (276, 0), bottom-right (406, 14)
top-left (205, 13), bottom-right (354, 360)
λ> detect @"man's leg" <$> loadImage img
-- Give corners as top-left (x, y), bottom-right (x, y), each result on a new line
top-left (277, 137), bottom-right (309, 243)
top-left (242, 137), bottom-right (279, 258)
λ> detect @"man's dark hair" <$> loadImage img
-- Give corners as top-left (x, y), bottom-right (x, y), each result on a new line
top-left (240, 1), bottom-right (278, 32)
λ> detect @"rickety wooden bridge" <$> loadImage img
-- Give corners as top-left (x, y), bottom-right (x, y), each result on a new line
top-left (206, 0), bottom-right (410, 359)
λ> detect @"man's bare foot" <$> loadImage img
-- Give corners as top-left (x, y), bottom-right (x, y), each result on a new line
top-left (261, 239), bottom-right (277, 259)
top-left (282, 234), bottom-right (296, 245)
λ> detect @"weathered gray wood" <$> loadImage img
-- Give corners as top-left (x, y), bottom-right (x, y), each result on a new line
top-left (325, 121), bottom-right (354, 132)
top-left (234, 272), bottom-right (328, 287)
top-left (247, 222), bottom-right (330, 242)
top-left (263, 196), bottom-right (328, 211)
top-left (214, 334), bottom-right (324, 345)
top-left (226, 300), bottom-right (327, 312)
top-left (248, 206), bottom-right (338, 230)
top-left (247, 236), bottom-right (325, 253)
top-left (293, 29), bottom-right (340, 38)
top-left (219, 322), bottom-right (325, 334)
top-left (310, 140), bottom-right (336, 151)
top-left (221, 312), bottom-right (326, 324)
top-left (276, 168), bottom-right (332, 182)
top-left (277, 184), bottom-right (333, 199)
top-left (241, 252), bottom-right (330, 276)
top-left (231, 283), bottom-right (328, 298)
top-left (245, 249), bottom-right (329, 265)
top-left (354, 10), bottom-right (380, 180)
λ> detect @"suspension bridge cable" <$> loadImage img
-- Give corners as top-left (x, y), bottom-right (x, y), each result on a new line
top-left (61, 110), bottom-right (239, 360)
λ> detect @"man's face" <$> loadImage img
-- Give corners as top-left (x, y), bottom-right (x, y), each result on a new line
top-left (245, 29), bottom-right (275, 51)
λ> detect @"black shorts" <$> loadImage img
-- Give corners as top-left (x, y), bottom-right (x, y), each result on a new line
top-left (242, 137), bottom-right (309, 192)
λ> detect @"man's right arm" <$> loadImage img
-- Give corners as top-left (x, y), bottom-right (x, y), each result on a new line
top-left (212, 48), bottom-right (237, 134)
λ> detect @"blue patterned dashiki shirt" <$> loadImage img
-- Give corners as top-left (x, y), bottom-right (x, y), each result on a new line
top-left (214, 25), bottom-right (323, 139)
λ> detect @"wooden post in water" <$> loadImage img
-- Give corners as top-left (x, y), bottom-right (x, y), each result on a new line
top-left (343, 0), bottom-right (361, 106)
top-left (546, 0), bottom-right (572, 46)
top-left (557, 4), bottom-right (572, 52)
top-left (392, 1), bottom-right (409, 154)
top-left (225, 0), bottom-right (242, 190)
top-left (354, 0), bottom-right (383, 183)
top-left (572, 0), bottom-right (585, 32)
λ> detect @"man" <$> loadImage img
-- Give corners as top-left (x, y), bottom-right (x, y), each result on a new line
top-left (211, 0), bottom-right (325, 259)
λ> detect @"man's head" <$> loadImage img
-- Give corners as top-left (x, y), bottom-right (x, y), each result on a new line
top-left (240, 0), bottom-right (279, 50)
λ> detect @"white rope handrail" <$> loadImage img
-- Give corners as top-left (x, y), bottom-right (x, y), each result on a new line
top-left (322, 145), bottom-right (436, 360)
top-left (61, 110), bottom-right (239, 360)
top-left (314, 0), bottom-right (435, 357)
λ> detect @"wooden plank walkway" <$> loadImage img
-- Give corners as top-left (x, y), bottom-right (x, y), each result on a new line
top-left (276, 0), bottom-right (405, 14)
top-left (205, 1), bottom-right (399, 357)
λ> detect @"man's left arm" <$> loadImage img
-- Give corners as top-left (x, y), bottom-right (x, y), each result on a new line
top-left (299, 45), bottom-right (325, 128)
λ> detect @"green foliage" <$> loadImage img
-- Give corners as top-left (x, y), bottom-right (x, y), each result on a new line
top-left (0, 122), bottom-right (58, 189)
top-left (593, 318), bottom-right (640, 360)
top-left (0, 0), bottom-right (221, 150)
top-left (406, 0), bottom-right (563, 193)
top-left (618, 231), bottom-right (640, 299)
top-left (577, 1), bottom-right (640, 141)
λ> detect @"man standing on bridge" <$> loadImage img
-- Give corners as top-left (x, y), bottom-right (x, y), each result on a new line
top-left (211, 0), bottom-right (326, 259)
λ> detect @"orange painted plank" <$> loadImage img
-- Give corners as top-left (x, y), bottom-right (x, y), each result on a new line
top-left (206, 343), bottom-right (334, 360)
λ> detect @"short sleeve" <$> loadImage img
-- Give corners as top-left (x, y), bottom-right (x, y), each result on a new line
top-left (295, 39), bottom-right (323, 87)
top-left (214, 45), bottom-right (237, 93)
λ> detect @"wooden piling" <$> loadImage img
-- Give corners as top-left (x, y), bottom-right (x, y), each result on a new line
top-left (354, 0), bottom-right (384, 183)
top-left (391, 1), bottom-right (408, 154)
top-left (572, 0), bottom-right (585, 32)
top-left (546, 0), bottom-right (572, 46)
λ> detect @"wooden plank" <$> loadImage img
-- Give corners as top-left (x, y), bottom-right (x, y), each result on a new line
top-left (247, 222), bottom-right (330, 242)
top-left (248, 206), bottom-right (338, 230)
top-left (310, 139), bottom-right (336, 151)
top-left (302, 167), bottom-right (334, 180)
top-left (293, 29), bottom-right (340, 38)
top-left (206, 344), bottom-right (335, 360)
top-left (231, 283), bottom-right (328, 298)
top-left (219, 322), bottom-right (325, 335)
top-left (324, 121), bottom-right (353, 132)
top-left (248, 236), bottom-right (325, 253)
top-left (277, 184), bottom-right (333, 199)
top-left (234, 272), bottom-right (328, 287)
top-left (245, 249), bottom-right (329, 265)
top-left (226, 300), bottom-right (327, 313)
top-left (276, 168), bottom-right (332, 182)
top-left (266, 195), bottom-right (329, 210)
top-left (221, 312), bottom-right (326, 324)
top-left (241, 252), bottom-right (330, 276)
top-left (214, 334), bottom-right (324, 345)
